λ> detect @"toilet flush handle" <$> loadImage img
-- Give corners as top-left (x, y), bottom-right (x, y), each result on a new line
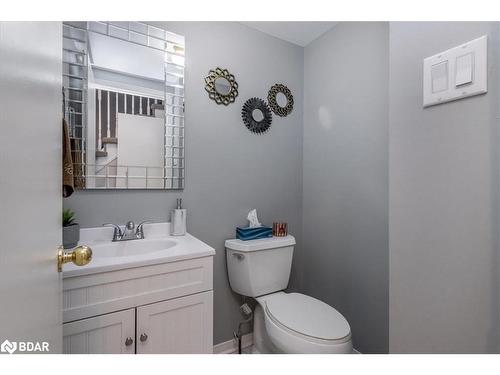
top-left (232, 252), bottom-right (245, 260)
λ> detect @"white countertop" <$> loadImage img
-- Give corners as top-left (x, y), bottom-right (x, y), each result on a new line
top-left (63, 222), bottom-right (215, 278)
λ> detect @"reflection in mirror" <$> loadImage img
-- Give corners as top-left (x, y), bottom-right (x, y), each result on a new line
top-left (214, 77), bottom-right (231, 96)
top-left (276, 92), bottom-right (287, 107)
top-left (252, 109), bottom-right (264, 122)
top-left (62, 22), bottom-right (185, 190)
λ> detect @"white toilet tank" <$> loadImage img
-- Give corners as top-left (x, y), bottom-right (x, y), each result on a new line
top-left (225, 235), bottom-right (296, 297)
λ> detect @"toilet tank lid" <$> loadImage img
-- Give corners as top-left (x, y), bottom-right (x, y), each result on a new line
top-left (225, 235), bottom-right (295, 252)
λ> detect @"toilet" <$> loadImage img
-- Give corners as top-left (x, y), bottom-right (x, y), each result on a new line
top-left (225, 235), bottom-right (352, 354)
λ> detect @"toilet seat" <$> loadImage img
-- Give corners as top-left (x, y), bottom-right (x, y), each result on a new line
top-left (258, 292), bottom-right (352, 353)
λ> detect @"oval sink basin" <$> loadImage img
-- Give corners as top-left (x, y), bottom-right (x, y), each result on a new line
top-left (91, 238), bottom-right (177, 258)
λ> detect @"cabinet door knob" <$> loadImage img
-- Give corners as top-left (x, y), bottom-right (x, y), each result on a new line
top-left (140, 333), bottom-right (148, 342)
top-left (125, 337), bottom-right (133, 346)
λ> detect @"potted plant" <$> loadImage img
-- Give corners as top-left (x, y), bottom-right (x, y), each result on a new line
top-left (63, 209), bottom-right (80, 249)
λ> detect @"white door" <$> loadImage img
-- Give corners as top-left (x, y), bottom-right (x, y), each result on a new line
top-left (136, 291), bottom-right (213, 354)
top-left (63, 309), bottom-right (135, 354)
top-left (0, 22), bottom-right (63, 353)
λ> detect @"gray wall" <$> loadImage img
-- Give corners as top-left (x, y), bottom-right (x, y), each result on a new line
top-left (64, 22), bottom-right (304, 345)
top-left (389, 22), bottom-right (499, 353)
top-left (302, 22), bottom-right (389, 353)
top-left (64, 21), bottom-right (500, 353)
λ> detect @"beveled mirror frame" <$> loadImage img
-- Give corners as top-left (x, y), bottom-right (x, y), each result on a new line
top-left (204, 67), bottom-right (239, 105)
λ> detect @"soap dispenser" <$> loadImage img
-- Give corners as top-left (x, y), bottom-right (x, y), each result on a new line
top-left (171, 198), bottom-right (186, 236)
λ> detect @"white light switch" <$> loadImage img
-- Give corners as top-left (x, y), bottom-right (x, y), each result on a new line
top-left (455, 52), bottom-right (474, 87)
top-left (431, 61), bottom-right (448, 93)
top-left (423, 35), bottom-right (487, 107)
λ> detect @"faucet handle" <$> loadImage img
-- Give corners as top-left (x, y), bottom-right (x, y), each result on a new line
top-left (136, 221), bottom-right (153, 239)
top-left (102, 223), bottom-right (123, 241)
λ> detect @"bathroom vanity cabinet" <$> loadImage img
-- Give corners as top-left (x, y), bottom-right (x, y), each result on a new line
top-left (62, 255), bottom-right (214, 354)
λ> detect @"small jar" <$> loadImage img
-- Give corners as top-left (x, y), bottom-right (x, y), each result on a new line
top-left (273, 222), bottom-right (288, 237)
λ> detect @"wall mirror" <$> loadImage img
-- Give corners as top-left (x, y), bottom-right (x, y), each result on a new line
top-left (268, 83), bottom-right (294, 117)
top-left (214, 77), bottom-right (232, 96)
top-left (276, 92), bottom-right (288, 107)
top-left (242, 97), bottom-right (272, 134)
top-left (204, 67), bottom-right (238, 105)
top-left (252, 108), bottom-right (264, 122)
top-left (62, 22), bottom-right (185, 189)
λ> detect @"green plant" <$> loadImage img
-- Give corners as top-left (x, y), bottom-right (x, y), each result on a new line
top-left (63, 209), bottom-right (76, 227)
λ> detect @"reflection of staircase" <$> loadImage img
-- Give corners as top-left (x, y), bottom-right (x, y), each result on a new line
top-left (95, 137), bottom-right (117, 158)
top-left (94, 88), bottom-right (166, 188)
top-left (95, 157), bottom-right (117, 188)
top-left (95, 137), bottom-right (118, 188)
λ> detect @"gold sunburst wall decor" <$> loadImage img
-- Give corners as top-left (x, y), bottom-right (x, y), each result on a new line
top-left (204, 67), bottom-right (239, 105)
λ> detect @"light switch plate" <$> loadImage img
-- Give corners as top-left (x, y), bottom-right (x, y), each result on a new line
top-left (423, 35), bottom-right (487, 107)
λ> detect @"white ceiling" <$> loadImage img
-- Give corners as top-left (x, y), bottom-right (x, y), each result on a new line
top-left (240, 22), bottom-right (337, 47)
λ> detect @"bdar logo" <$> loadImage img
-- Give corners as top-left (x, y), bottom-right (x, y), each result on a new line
top-left (1, 340), bottom-right (17, 354)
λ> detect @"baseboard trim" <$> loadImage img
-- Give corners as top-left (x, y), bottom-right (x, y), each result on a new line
top-left (213, 334), bottom-right (360, 354)
top-left (213, 333), bottom-right (253, 354)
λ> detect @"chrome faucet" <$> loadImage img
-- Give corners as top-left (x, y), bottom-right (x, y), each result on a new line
top-left (102, 221), bottom-right (152, 242)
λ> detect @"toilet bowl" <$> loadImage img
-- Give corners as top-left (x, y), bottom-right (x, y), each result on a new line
top-left (255, 292), bottom-right (352, 354)
top-left (225, 235), bottom-right (353, 354)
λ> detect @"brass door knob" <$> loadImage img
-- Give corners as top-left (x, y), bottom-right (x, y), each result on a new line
top-left (57, 245), bottom-right (92, 272)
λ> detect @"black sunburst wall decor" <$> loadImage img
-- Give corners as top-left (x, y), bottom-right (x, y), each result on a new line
top-left (241, 97), bottom-right (272, 134)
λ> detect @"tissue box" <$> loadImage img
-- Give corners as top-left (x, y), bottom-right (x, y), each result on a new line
top-left (236, 226), bottom-right (273, 241)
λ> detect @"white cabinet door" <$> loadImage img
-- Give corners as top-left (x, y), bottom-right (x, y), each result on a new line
top-left (63, 309), bottom-right (135, 354)
top-left (136, 291), bottom-right (213, 354)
